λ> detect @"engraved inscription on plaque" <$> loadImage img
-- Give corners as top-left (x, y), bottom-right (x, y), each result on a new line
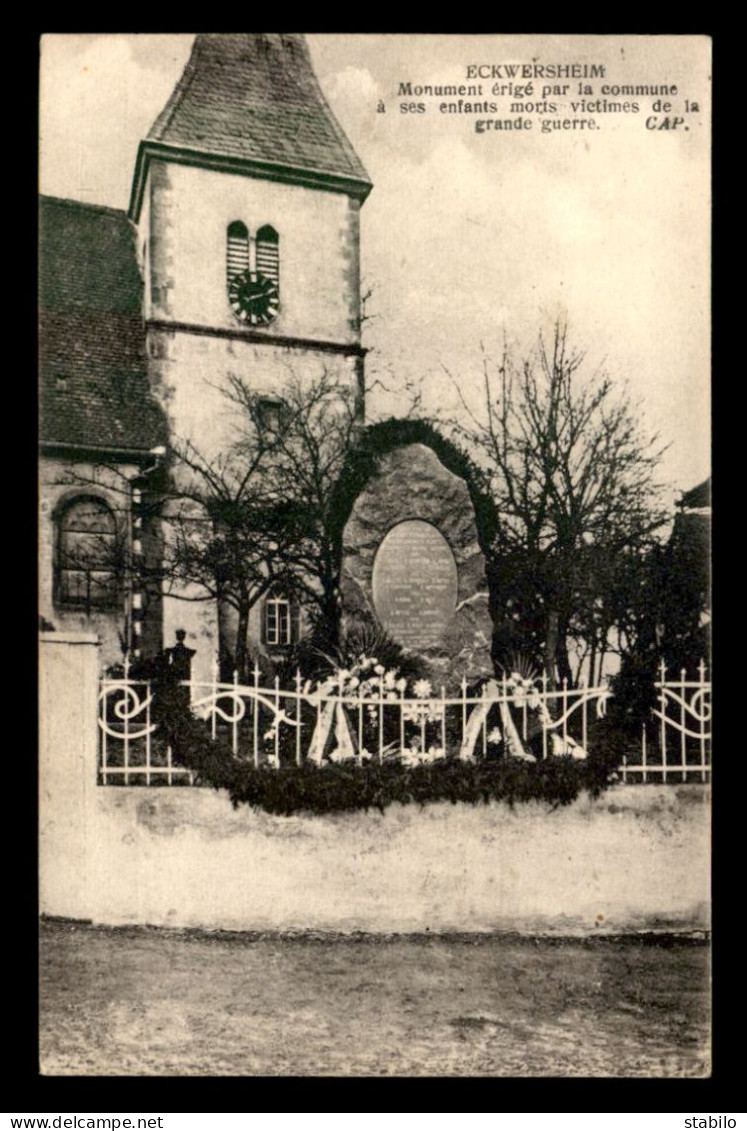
top-left (372, 520), bottom-right (458, 650)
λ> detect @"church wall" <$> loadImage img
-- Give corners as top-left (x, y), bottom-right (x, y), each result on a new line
top-left (137, 184), bottom-right (151, 311)
top-left (144, 160), bottom-right (361, 345)
top-left (145, 327), bottom-right (360, 460)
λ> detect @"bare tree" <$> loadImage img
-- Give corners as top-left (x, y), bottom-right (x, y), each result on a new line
top-left (442, 320), bottom-right (670, 687)
top-left (216, 369), bottom-right (362, 656)
top-left (163, 432), bottom-right (287, 679)
top-left (50, 368), bottom-right (377, 675)
top-left (139, 367), bottom-right (366, 677)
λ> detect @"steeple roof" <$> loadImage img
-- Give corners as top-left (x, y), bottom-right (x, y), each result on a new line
top-left (130, 34), bottom-right (371, 218)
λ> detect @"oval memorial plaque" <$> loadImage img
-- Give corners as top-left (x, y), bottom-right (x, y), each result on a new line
top-left (372, 520), bottom-right (458, 650)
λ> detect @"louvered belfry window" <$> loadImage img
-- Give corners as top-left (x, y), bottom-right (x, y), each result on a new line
top-left (256, 225), bottom-right (280, 286)
top-left (226, 220), bottom-right (250, 285)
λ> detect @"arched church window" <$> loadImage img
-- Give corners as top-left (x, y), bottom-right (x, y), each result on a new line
top-left (256, 225), bottom-right (280, 286)
top-left (55, 497), bottom-right (119, 614)
top-left (226, 220), bottom-right (250, 285)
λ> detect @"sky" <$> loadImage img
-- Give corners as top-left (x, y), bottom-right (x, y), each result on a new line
top-left (39, 34), bottom-right (711, 502)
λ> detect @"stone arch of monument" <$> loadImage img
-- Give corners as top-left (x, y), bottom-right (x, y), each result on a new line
top-left (337, 421), bottom-right (499, 690)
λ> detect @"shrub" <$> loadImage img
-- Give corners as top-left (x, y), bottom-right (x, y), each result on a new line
top-left (141, 653), bottom-right (622, 816)
top-left (151, 691), bottom-right (614, 817)
top-left (177, 740), bottom-right (598, 816)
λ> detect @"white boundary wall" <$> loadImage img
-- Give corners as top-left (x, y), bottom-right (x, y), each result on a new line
top-left (40, 634), bottom-right (711, 934)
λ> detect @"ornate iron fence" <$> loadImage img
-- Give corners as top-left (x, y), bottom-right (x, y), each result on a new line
top-left (620, 661), bottom-right (712, 783)
top-left (97, 658), bottom-right (711, 785)
top-left (98, 664), bottom-right (192, 785)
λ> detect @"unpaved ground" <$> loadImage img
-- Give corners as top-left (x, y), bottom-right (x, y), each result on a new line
top-left (39, 920), bottom-right (709, 1076)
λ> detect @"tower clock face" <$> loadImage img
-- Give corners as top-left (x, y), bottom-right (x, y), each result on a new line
top-left (228, 270), bottom-right (279, 325)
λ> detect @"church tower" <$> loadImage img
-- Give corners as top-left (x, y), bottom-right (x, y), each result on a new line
top-left (129, 33), bottom-right (371, 452)
top-left (128, 34), bottom-right (372, 672)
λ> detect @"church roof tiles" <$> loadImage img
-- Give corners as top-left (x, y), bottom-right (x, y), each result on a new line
top-left (39, 196), bottom-right (168, 454)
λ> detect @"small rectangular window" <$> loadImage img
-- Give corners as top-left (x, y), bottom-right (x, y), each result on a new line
top-left (264, 596), bottom-right (294, 646)
top-left (257, 398), bottom-right (288, 435)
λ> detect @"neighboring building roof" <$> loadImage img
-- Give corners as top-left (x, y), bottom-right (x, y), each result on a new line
top-left (39, 196), bottom-right (168, 454)
top-left (678, 477), bottom-right (711, 511)
top-left (670, 476), bottom-right (711, 608)
top-left (130, 34), bottom-right (372, 218)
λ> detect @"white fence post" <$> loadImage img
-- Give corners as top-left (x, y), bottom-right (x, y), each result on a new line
top-left (232, 669), bottom-right (239, 755)
top-left (101, 678), bottom-right (109, 786)
top-left (680, 667), bottom-right (687, 781)
top-left (699, 658), bottom-right (708, 783)
top-left (481, 684), bottom-right (488, 758)
top-left (659, 660), bottom-right (668, 782)
top-left (295, 669), bottom-right (303, 767)
top-left (581, 676), bottom-right (588, 753)
top-left (122, 652), bottom-right (130, 786)
top-left (145, 679), bottom-right (152, 786)
top-left (274, 675), bottom-right (281, 766)
top-left (210, 657), bottom-right (218, 742)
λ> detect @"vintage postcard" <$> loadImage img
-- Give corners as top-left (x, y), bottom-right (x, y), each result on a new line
top-left (39, 35), bottom-right (711, 1078)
